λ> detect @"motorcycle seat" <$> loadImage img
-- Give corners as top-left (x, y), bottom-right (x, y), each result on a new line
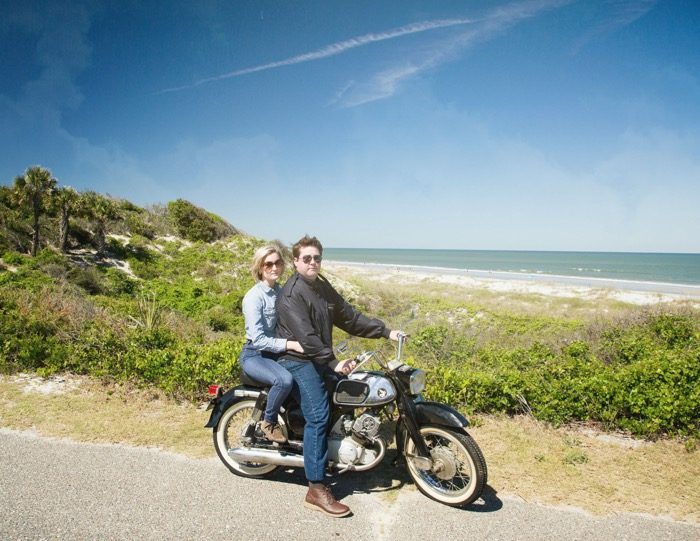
top-left (240, 371), bottom-right (268, 388)
top-left (240, 367), bottom-right (342, 394)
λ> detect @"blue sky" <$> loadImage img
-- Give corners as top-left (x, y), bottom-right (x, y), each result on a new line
top-left (1, 0), bottom-right (699, 252)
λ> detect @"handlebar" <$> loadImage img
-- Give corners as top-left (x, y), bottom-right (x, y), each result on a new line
top-left (396, 331), bottom-right (408, 363)
top-left (346, 331), bottom-right (408, 374)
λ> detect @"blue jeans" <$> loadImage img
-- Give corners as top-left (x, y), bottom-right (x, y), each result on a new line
top-left (278, 358), bottom-right (330, 483)
top-left (239, 346), bottom-right (293, 424)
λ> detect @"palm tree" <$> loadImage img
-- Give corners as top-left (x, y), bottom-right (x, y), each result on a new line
top-left (13, 166), bottom-right (57, 256)
top-left (50, 186), bottom-right (80, 252)
top-left (81, 191), bottom-right (120, 256)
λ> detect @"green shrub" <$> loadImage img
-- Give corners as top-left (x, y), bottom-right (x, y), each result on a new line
top-left (67, 266), bottom-right (105, 295)
top-left (103, 268), bottom-right (137, 295)
top-left (32, 248), bottom-right (69, 268)
top-left (613, 348), bottom-right (700, 436)
top-left (652, 313), bottom-right (696, 348)
top-left (123, 213), bottom-right (156, 239)
top-left (0, 295), bottom-right (69, 373)
top-left (2, 251), bottom-right (26, 265)
top-left (167, 199), bottom-right (236, 243)
top-left (204, 305), bottom-right (243, 332)
top-left (412, 325), bottom-right (450, 361)
top-left (2, 191), bottom-right (698, 437)
top-left (413, 313), bottom-right (700, 438)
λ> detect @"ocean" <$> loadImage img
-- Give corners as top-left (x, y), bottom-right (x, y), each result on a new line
top-left (323, 248), bottom-right (700, 287)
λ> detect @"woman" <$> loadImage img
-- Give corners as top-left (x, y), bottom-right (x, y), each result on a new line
top-left (239, 245), bottom-right (303, 443)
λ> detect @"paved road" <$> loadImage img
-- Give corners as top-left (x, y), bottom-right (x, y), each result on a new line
top-left (1, 429), bottom-right (698, 540)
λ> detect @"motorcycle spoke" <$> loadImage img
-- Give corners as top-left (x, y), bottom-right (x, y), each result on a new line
top-left (409, 429), bottom-right (478, 497)
top-left (214, 399), bottom-right (279, 476)
top-left (405, 424), bottom-right (487, 506)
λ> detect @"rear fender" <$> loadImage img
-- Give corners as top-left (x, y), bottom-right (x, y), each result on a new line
top-left (204, 386), bottom-right (262, 429)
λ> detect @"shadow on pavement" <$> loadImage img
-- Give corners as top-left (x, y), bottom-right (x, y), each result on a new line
top-left (266, 448), bottom-right (407, 499)
top-left (261, 449), bottom-right (503, 513)
top-left (463, 485), bottom-right (503, 513)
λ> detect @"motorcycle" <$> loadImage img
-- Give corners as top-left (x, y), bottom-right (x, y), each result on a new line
top-left (205, 333), bottom-right (487, 507)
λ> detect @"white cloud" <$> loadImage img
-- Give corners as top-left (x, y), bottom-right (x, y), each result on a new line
top-left (159, 17), bottom-right (480, 94)
top-left (334, 0), bottom-right (570, 107)
top-left (296, 110), bottom-right (700, 251)
top-left (570, 0), bottom-right (657, 54)
top-left (160, 0), bottom-right (569, 101)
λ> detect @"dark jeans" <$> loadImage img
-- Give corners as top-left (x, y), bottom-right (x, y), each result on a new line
top-left (239, 345), bottom-right (293, 424)
top-left (278, 358), bottom-right (330, 483)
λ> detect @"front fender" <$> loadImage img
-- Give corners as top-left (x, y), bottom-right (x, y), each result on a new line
top-left (204, 386), bottom-right (262, 429)
top-left (414, 401), bottom-right (469, 429)
top-left (395, 400), bottom-right (470, 457)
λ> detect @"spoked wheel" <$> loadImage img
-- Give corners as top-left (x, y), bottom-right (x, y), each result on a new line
top-left (213, 399), bottom-right (280, 478)
top-left (405, 425), bottom-right (487, 507)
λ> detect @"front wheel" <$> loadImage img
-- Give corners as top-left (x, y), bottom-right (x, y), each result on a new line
top-left (213, 399), bottom-right (279, 478)
top-left (404, 426), bottom-right (487, 507)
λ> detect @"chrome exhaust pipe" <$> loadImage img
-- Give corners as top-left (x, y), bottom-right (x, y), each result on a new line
top-left (228, 447), bottom-right (305, 468)
top-left (229, 438), bottom-right (387, 471)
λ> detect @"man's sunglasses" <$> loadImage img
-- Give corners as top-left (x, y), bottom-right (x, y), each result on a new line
top-left (300, 255), bottom-right (322, 264)
top-left (263, 259), bottom-right (284, 269)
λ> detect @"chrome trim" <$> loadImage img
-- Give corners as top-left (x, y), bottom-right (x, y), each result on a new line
top-left (228, 439), bottom-right (387, 472)
top-left (337, 372), bottom-right (396, 406)
top-left (406, 453), bottom-right (433, 471)
top-left (228, 447), bottom-right (304, 467)
top-left (335, 438), bottom-right (387, 472)
top-left (234, 389), bottom-right (261, 398)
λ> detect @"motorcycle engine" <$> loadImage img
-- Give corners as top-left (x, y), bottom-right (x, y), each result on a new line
top-left (328, 413), bottom-right (382, 466)
top-left (352, 413), bottom-right (381, 441)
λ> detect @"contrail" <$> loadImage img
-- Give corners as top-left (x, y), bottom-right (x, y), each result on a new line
top-left (159, 17), bottom-right (477, 93)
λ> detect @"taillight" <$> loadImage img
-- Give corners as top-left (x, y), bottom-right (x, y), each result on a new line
top-left (208, 384), bottom-right (221, 397)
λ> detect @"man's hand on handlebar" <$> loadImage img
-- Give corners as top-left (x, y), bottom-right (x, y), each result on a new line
top-left (389, 330), bottom-right (408, 342)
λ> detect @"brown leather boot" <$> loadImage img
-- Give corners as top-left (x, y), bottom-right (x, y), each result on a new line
top-left (304, 483), bottom-right (352, 517)
top-left (259, 421), bottom-right (287, 443)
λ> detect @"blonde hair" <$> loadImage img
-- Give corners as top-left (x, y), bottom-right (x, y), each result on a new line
top-left (250, 245), bottom-right (286, 281)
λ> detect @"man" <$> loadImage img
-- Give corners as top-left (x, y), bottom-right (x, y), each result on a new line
top-left (276, 235), bottom-right (401, 518)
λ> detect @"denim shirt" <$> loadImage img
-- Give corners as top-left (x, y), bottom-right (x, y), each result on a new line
top-left (242, 281), bottom-right (287, 353)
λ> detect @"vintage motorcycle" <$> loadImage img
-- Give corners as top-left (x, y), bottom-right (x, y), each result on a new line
top-left (205, 334), bottom-right (487, 507)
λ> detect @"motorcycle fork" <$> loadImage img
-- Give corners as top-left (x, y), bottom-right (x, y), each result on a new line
top-left (396, 394), bottom-right (431, 458)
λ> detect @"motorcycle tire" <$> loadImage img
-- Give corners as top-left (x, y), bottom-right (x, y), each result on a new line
top-left (404, 425), bottom-right (487, 507)
top-left (213, 399), bottom-right (279, 478)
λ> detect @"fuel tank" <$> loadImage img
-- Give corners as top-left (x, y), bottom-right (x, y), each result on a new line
top-left (333, 371), bottom-right (396, 407)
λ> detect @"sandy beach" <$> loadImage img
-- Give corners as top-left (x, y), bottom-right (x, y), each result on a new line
top-left (324, 261), bottom-right (700, 306)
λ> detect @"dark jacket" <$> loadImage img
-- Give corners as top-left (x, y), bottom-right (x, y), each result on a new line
top-left (276, 272), bottom-right (390, 365)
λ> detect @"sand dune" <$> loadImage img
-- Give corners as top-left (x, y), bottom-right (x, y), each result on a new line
top-left (324, 261), bottom-right (700, 306)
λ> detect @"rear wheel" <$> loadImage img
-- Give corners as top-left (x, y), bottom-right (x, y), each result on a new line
top-left (404, 426), bottom-right (487, 507)
top-left (213, 399), bottom-right (279, 478)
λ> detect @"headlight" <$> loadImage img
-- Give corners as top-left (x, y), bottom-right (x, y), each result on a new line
top-left (397, 366), bottom-right (426, 395)
top-left (409, 369), bottom-right (426, 395)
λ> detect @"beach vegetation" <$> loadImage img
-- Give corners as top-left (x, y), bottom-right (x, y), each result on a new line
top-left (426, 315), bottom-right (700, 438)
top-left (1, 177), bottom-right (699, 441)
top-left (331, 272), bottom-right (700, 440)
top-left (12, 166), bottom-right (57, 256)
top-left (167, 198), bottom-right (238, 243)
